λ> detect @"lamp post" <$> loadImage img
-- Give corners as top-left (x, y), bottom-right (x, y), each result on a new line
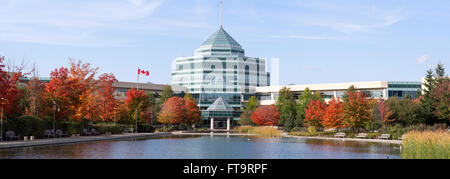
top-left (1, 97), bottom-right (4, 142)
top-left (135, 108), bottom-right (138, 134)
top-left (114, 107), bottom-right (117, 126)
top-left (52, 100), bottom-right (56, 137)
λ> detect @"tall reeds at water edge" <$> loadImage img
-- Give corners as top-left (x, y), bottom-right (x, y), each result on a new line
top-left (234, 126), bottom-right (282, 137)
top-left (402, 130), bottom-right (449, 159)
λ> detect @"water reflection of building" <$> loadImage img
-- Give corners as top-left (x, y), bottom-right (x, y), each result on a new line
top-left (255, 81), bottom-right (422, 105)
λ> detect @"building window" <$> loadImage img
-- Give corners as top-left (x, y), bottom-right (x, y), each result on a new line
top-left (245, 65), bottom-right (250, 93)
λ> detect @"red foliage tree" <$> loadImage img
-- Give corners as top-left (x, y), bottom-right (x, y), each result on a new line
top-left (432, 80), bottom-right (450, 122)
top-left (322, 98), bottom-right (345, 129)
top-left (251, 105), bottom-right (281, 126)
top-left (46, 67), bottom-right (72, 120)
top-left (0, 56), bottom-right (26, 118)
top-left (157, 97), bottom-right (186, 125)
top-left (184, 98), bottom-right (201, 126)
top-left (305, 100), bottom-right (327, 128)
top-left (125, 88), bottom-right (149, 123)
top-left (97, 73), bottom-right (118, 122)
top-left (376, 99), bottom-right (393, 125)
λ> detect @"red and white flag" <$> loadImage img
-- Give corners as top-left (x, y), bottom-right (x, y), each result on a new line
top-left (138, 68), bottom-right (150, 76)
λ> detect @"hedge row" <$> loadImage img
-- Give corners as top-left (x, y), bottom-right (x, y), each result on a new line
top-left (1, 115), bottom-right (154, 139)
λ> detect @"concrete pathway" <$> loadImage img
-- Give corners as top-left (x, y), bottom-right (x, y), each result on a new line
top-left (0, 133), bottom-right (171, 149)
top-left (283, 134), bottom-right (402, 144)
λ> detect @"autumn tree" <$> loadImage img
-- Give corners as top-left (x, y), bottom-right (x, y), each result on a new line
top-left (46, 67), bottom-right (72, 120)
top-left (26, 66), bottom-right (49, 117)
top-left (0, 56), bottom-right (27, 119)
top-left (183, 97), bottom-right (201, 128)
top-left (304, 100), bottom-right (327, 129)
top-left (68, 60), bottom-right (98, 121)
top-left (421, 63), bottom-right (449, 125)
top-left (297, 88), bottom-right (322, 127)
top-left (343, 91), bottom-right (373, 130)
top-left (125, 88), bottom-right (150, 123)
top-left (157, 97), bottom-right (185, 125)
top-left (322, 98), bottom-right (345, 130)
top-left (251, 105), bottom-right (281, 126)
top-left (97, 73), bottom-right (118, 122)
top-left (374, 99), bottom-right (393, 129)
top-left (432, 80), bottom-right (449, 123)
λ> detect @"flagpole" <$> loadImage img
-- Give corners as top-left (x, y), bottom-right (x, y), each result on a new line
top-left (135, 67), bottom-right (139, 134)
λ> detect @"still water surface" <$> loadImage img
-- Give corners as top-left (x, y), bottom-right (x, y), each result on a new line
top-left (0, 135), bottom-right (401, 159)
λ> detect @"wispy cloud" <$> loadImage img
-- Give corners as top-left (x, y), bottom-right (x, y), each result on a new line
top-left (0, 0), bottom-right (212, 47)
top-left (417, 55), bottom-right (431, 64)
top-left (267, 34), bottom-right (341, 40)
top-left (267, 0), bottom-right (408, 40)
top-left (300, 66), bottom-right (322, 71)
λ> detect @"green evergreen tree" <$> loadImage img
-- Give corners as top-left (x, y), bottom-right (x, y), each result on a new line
top-left (239, 96), bottom-right (259, 126)
top-left (387, 97), bottom-right (425, 126)
top-left (276, 87), bottom-right (298, 132)
top-left (420, 63), bottom-right (449, 125)
top-left (159, 86), bottom-right (173, 105)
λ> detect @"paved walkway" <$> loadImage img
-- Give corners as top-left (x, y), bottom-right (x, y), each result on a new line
top-left (283, 134), bottom-right (402, 144)
top-left (0, 133), bottom-right (171, 149)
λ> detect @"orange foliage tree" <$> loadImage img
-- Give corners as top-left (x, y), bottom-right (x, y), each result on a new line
top-left (157, 97), bottom-right (186, 125)
top-left (68, 60), bottom-right (98, 121)
top-left (97, 73), bottom-right (118, 122)
top-left (183, 97), bottom-right (201, 126)
top-left (305, 100), bottom-right (327, 129)
top-left (251, 105), bottom-right (281, 126)
top-left (343, 92), bottom-right (373, 130)
top-left (322, 98), bottom-right (345, 130)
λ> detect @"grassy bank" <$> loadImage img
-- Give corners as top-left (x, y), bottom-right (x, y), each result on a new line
top-left (402, 130), bottom-right (449, 159)
top-left (234, 126), bottom-right (282, 137)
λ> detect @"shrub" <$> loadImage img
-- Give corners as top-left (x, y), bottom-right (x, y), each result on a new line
top-left (234, 126), bottom-right (282, 137)
top-left (290, 127), bottom-right (307, 132)
top-left (402, 130), bottom-right (449, 159)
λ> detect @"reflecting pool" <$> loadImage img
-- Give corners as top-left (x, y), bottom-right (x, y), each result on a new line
top-left (0, 135), bottom-right (401, 159)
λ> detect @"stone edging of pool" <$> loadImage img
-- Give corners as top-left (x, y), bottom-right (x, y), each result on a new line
top-left (0, 133), bottom-right (172, 150)
top-left (283, 134), bottom-right (402, 144)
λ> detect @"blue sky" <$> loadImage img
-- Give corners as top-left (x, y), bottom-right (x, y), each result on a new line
top-left (0, 0), bottom-right (449, 85)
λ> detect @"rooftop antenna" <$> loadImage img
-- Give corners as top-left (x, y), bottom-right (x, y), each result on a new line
top-left (220, 0), bottom-right (223, 27)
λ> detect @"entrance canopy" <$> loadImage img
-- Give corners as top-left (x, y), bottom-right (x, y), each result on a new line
top-left (201, 96), bottom-right (236, 118)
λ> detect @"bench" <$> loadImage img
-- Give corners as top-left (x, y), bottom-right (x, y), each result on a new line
top-left (44, 129), bottom-right (55, 138)
top-left (334, 132), bottom-right (346, 138)
top-left (378, 134), bottom-right (391, 140)
top-left (5, 131), bottom-right (20, 141)
top-left (82, 129), bottom-right (91, 136)
top-left (356, 133), bottom-right (368, 139)
top-left (56, 129), bottom-right (67, 138)
top-left (90, 129), bottom-right (100, 136)
top-left (123, 128), bottom-right (134, 134)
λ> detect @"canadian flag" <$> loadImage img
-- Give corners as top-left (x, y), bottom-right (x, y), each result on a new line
top-left (138, 68), bottom-right (150, 76)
